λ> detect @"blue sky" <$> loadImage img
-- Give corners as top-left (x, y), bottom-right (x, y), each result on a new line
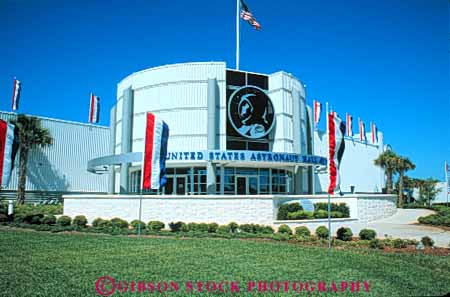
top-left (0, 0), bottom-right (448, 180)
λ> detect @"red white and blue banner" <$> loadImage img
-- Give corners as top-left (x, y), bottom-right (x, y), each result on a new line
top-left (346, 113), bottom-right (353, 137)
top-left (0, 120), bottom-right (16, 187)
top-left (142, 112), bottom-right (169, 190)
top-left (11, 79), bottom-right (21, 111)
top-left (371, 122), bottom-right (378, 144)
top-left (358, 118), bottom-right (366, 142)
top-left (328, 112), bottom-right (345, 194)
top-left (89, 93), bottom-right (100, 124)
top-left (313, 100), bottom-right (322, 128)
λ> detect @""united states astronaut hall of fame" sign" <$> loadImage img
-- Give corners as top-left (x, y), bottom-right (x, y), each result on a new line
top-left (166, 150), bottom-right (327, 166)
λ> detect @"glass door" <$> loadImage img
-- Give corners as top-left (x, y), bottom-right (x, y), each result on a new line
top-left (235, 175), bottom-right (259, 195)
top-left (236, 176), bottom-right (246, 195)
top-left (175, 175), bottom-right (187, 195)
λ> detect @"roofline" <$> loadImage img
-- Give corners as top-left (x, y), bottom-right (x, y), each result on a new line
top-left (0, 111), bottom-right (109, 129)
top-left (117, 61), bottom-right (227, 87)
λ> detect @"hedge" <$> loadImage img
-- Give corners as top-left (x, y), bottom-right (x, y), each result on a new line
top-left (336, 227), bottom-right (353, 241)
top-left (57, 215), bottom-right (72, 227)
top-left (359, 229), bottom-right (377, 241)
top-left (295, 226), bottom-right (311, 237)
top-left (72, 215), bottom-right (88, 228)
top-left (277, 202), bottom-right (303, 220)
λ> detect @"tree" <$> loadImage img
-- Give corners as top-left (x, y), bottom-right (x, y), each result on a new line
top-left (395, 156), bottom-right (416, 208)
top-left (374, 150), bottom-right (398, 194)
top-left (12, 115), bottom-right (53, 205)
top-left (418, 178), bottom-right (442, 207)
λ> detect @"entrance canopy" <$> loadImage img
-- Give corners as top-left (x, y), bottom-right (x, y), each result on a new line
top-left (87, 150), bottom-right (327, 174)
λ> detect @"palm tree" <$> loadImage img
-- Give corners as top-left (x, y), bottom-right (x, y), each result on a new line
top-left (12, 115), bottom-right (53, 205)
top-left (395, 156), bottom-right (416, 208)
top-left (374, 150), bottom-right (398, 194)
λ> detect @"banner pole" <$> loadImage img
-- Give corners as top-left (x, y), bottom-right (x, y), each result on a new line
top-left (326, 102), bottom-right (331, 251)
top-left (138, 188), bottom-right (143, 237)
top-left (446, 161), bottom-right (449, 207)
top-left (236, 0), bottom-right (240, 70)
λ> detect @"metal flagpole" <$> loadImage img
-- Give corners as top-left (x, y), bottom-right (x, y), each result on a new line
top-left (326, 102), bottom-right (331, 251)
top-left (446, 161), bottom-right (449, 207)
top-left (236, 0), bottom-right (240, 70)
top-left (138, 188), bottom-right (143, 237)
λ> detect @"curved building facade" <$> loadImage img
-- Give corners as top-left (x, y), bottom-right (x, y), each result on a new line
top-left (91, 62), bottom-right (384, 195)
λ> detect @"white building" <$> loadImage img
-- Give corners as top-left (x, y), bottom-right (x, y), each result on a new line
top-left (88, 62), bottom-right (386, 196)
top-left (0, 112), bottom-right (109, 202)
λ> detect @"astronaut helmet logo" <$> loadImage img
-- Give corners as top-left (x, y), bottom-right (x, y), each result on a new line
top-left (228, 85), bottom-right (275, 139)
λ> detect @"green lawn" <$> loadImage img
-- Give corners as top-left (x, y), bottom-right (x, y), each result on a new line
top-left (0, 228), bottom-right (449, 296)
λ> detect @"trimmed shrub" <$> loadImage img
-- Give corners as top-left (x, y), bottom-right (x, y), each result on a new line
top-left (148, 221), bottom-right (165, 231)
top-left (392, 238), bottom-right (408, 249)
top-left (330, 211), bottom-right (344, 218)
top-left (92, 218), bottom-right (112, 228)
top-left (217, 225), bottom-right (230, 234)
top-left (57, 215), bottom-right (72, 227)
top-left (72, 215), bottom-right (88, 228)
top-left (111, 218), bottom-right (129, 229)
top-left (359, 229), bottom-right (377, 241)
top-left (228, 222), bottom-right (238, 233)
top-left (187, 223), bottom-right (199, 231)
top-left (287, 211), bottom-right (314, 220)
top-left (16, 213), bottom-right (44, 225)
top-left (239, 224), bottom-right (254, 233)
top-left (169, 221), bottom-right (186, 232)
top-left (0, 213), bottom-right (8, 223)
top-left (313, 210), bottom-right (328, 219)
top-left (197, 223), bottom-right (209, 232)
top-left (30, 215), bottom-right (43, 225)
top-left (314, 203), bottom-right (350, 217)
top-left (316, 226), bottom-right (329, 239)
top-left (336, 227), bottom-right (353, 241)
top-left (295, 226), bottom-right (311, 237)
top-left (277, 224), bottom-right (293, 235)
top-left (369, 238), bottom-right (384, 249)
top-left (237, 224), bottom-right (273, 234)
top-left (277, 202), bottom-right (303, 220)
top-left (13, 214), bottom-right (26, 224)
top-left (207, 223), bottom-right (219, 233)
top-left (260, 226), bottom-right (275, 234)
top-left (42, 215), bottom-right (57, 225)
top-left (130, 220), bottom-right (146, 230)
top-left (15, 204), bottom-right (63, 216)
top-left (421, 236), bottom-right (434, 247)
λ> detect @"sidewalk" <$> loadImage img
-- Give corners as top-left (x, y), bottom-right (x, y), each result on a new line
top-left (338, 209), bottom-right (450, 248)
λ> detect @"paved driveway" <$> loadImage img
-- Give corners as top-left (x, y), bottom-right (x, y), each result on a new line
top-left (339, 209), bottom-right (450, 247)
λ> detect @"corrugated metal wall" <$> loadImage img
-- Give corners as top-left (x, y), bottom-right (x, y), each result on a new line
top-left (115, 62), bottom-right (226, 154)
top-left (0, 112), bottom-right (109, 193)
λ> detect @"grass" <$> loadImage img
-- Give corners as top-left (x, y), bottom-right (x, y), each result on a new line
top-left (0, 228), bottom-right (449, 296)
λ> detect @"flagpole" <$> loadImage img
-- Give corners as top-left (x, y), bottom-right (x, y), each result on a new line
top-left (138, 188), bottom-right (143, 237)
top-left (236, 0), bottom-right (240, 70)
top-left (326, 102), bottom-right (331, 251)
top-left (446, 161), bottom-right (449, 207)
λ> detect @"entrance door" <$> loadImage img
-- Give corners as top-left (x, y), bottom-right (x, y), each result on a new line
top-left (236, 176), bottom-right (246, 195)
top-left (235, 176), bottom-right (259, 195)
top-left (175, 175), bottom-right (187, 195)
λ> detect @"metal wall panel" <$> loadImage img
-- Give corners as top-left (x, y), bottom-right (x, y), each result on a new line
top-left (115, 62), bottom-right (226, 154)
top-left (0, 112), bottom-right (109, 192)
top-left (314, 130), bottom-right (384, 193)
top-left (117, 62), bottom-right (226, 99)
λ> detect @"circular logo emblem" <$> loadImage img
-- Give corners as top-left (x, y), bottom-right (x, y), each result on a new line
top-left (228, 85), bottom-right (275, 139)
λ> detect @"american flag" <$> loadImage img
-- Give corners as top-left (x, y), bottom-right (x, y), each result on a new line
top-left (240, 0), bottom-right (261, 30)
